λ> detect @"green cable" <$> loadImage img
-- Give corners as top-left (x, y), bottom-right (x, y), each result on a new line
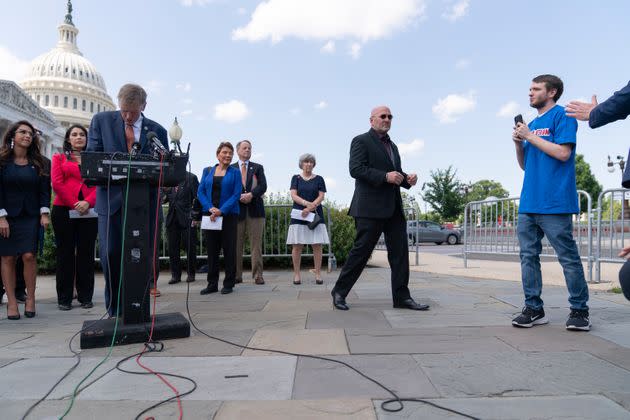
top-left (59, 155), bottom-right (134, 419)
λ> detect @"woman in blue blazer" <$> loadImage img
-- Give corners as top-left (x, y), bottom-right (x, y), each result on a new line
top-left (197, 141), bottom-right (241, 295)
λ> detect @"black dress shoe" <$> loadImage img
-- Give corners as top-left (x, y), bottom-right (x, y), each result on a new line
top-left (168, 278), bottom-right (181, 285)
top-left (331, 291), bottom-right (349, 311)
top-left (393, 298), bottom-right (430, 311)
top-left (200, 286), bottom-right (218, 295)
top-left (186, 275), bottom-right (196, 283)
top-left (58, 303), bottom-right (72, 311)
top-left (220, 287), bottom-right (233, 295)
top-left (234, 278), bottom-right (243, 284)
top-left (80, 302), bottom-right (94, 309)
top-left (15, 292), bottom-right (27, 304)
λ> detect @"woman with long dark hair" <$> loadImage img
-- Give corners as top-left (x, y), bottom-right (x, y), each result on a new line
top-left (51, 124), bottom-right (97, 310)
top-left (0, 120), bottom-right (51, 320)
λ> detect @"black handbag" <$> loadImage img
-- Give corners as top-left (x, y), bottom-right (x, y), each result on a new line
top-left (307, 213), bottom-right (322, 230)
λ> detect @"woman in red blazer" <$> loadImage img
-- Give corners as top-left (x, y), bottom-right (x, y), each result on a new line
top-left (51, 125), bottom-right (97, 310)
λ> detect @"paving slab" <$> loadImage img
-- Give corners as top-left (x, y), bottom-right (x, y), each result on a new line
top-left (383, 307), bottom-right (513, 328)
top-left (413, 351), bottom-right (630, 398)
top-left (185, 297), bottom-right (269, 312)
top-left (298, 290), bottom-right (359, 300)
top-left (0, 358), bottom-right (21, 368)
top-left (0, 332), bottom-right (32, 347)
top-left (292, 355), bottom-right (438, 399)
top-left (589, 346), bottom-right (630, 372)
top-left (602, 391), bottom-right (630, 412)
top-left (189, 311), bottom-right (306, 330)
top-left (374, 395), bottom-right (630, 420)
top-left (263, 299), bottom-right (334, 312)
top-left (306, 309), bottom-right (391, 329)
top-left (215, 399), bottom-right (377, 420)
top-left (243, 328), bottom-right (349, 356)
top-left (3, 399), bottom-right (222, 420)
top-left (346, 328), bottom-right (516, 354)
top-left (495, 293), bottom-right (627, 309)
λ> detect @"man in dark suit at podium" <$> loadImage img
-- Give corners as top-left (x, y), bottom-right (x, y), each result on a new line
top-left (163, 171), bottom-right (199, 284)
top-left (331, 105), bottom-right (429, 312)
top-left (87, 83), bottom-right (169, 317)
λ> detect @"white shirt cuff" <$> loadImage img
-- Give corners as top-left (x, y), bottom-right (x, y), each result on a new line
top-left (0, 209), bottom-right (7, 217)
top-left (40, 207), bottom-right (50, 215)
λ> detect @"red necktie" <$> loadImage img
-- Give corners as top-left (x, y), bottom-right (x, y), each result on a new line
top-left (125, 124), bottom-right (135, 152)
top-left (241, 162), bottom-right (247, 187)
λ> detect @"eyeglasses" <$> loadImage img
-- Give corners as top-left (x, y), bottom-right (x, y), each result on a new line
top-left (379, 114), bottom-right (393, 120)
top-left (16, 129), bottom-right (34, 136)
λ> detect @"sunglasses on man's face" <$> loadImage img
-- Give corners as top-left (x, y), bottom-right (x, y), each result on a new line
top-left (379, 114), bottom-right (393, 120)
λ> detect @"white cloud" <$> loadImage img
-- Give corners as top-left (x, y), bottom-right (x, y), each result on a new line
top-left (321, 40), bottom-right (335, 54)
top-left (397, 139), bottom-right (425, 157)
top-left (314, 100), bottom-right (328, 110)
top-left (176, 82), bottom-right (192, 92)
top-left (432, 91), bottom-right (476, 124)
top-left (232, 0), bottom-right (427, 45)
top-left (496, 101), bottom-right (520, 118)
top-left (324, 177), bottom-right (337, 189)
top-left (214, 99), bottom-right (250, 123)
top-left (455, 58), bottom-right (470, 70)
top-left (349, 42), bottom-right (362, 59)
top-left (0, 46), bottom-right (30, 81)
top-left (179, 0), bottom-right (213, 6)
top-left (443, 0), bottom-right (470, 22)
top-left (143, 79), bottom-right (165, 95)
top-left (180, 109), bottom-right (193, 116)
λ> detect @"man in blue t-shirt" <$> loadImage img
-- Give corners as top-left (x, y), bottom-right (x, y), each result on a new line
top-left (512, 74), bottom-right (591, 331)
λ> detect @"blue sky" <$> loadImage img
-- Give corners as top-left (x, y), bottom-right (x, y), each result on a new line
top-left (1, 0), bottom-right (629, 209)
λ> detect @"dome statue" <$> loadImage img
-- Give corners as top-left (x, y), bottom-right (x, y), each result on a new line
top-left (19, 1), bottom-right (115, 128)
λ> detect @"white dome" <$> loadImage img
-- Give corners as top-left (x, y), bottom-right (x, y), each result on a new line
top-left (19, 3), bottom-right (115, 128)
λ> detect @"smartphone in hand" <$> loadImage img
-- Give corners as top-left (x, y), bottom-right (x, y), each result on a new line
top-left (514, 114), bottom-right (524, 125)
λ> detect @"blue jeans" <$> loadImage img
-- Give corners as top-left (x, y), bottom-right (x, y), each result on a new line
top-left (517, 213), bottom-right (589, 311)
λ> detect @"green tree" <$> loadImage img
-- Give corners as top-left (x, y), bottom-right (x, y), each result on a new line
top-left (464, 179), bottom-right (510, 203)
top-left (575, 154), bottom-right (603, 212)
top-left (423, 166), bottom-right (464, 221)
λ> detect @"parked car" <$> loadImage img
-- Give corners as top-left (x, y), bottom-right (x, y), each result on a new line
top-left (407, 220), bottom-right (461, 245)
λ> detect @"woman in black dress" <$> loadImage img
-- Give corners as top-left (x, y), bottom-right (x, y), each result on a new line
top-left (0, 120), bottom-right (51, 320)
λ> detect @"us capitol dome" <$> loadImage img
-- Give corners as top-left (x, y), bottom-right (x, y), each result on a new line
top-left (19, 1), bottom-right (115, 128)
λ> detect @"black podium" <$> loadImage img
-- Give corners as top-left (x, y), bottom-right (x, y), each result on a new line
top-left (79, 151), bottom-right (191, 349)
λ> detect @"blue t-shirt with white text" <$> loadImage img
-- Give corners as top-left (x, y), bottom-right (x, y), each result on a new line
top-left (519, 104), bottom-right (579, 214)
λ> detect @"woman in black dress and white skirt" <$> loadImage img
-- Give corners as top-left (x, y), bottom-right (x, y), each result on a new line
top-left (0, 121), bottom-right (51, 320)
top-left (286, 153), bottom-right (329, 285)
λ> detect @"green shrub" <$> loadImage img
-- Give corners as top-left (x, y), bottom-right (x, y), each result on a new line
top-left (329, 207), bottom-right (355, 266)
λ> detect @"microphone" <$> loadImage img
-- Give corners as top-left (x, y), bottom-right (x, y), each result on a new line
top-left (147, 131), bottom-right (168, 155)
top-left (130, 141), bottom-right (141, 157)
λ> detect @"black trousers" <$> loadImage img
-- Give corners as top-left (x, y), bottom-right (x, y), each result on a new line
top-left (0, 258), bottom-right (25, 297)
top-left (332, 206), bottom-right (411, 303)
top-left (51, 206), bottom-right (98, 305)
top-left (205, 214), bottom-right (238, 289)
top-left (167, 223), bottom-right (198, 280)
top-left (618, 260), bottom-right (630, 301)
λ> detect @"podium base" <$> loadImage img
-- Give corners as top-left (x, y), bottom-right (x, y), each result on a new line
top-left (80, 312), bottom-right (190, 349)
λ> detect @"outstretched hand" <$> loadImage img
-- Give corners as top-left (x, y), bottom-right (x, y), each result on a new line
top-left (566, 95), bottom-right (598, 121)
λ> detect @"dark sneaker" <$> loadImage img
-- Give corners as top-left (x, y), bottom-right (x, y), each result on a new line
top-left (566, 309), bottom-right (591, 331)
top-left (80, 302), bottom-right (94, 309)
top-left (512, 306), bottom-right (549, 328)
top-left (58, 303), bottom-right (72, 311)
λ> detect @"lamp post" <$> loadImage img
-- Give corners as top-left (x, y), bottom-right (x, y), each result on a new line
top-left (607, 155), bottom-right (629, 219)
top-left (169, 117), bottom-right (183, 154)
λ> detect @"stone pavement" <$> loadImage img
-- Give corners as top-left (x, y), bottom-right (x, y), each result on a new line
top-left (1, 265), bottom-right (629, 420)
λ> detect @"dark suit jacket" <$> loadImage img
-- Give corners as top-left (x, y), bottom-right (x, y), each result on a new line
top-left (86, 111), bottom-right (168, 215)
top-left (589, 81), bottom-right (630, 187)
top-left (0, 159), bottom-right (51, 217)
top-left (230, 161), bottom-right (267, 220)
top-left (348, 128), bottom-right (411, 219)
top-left (163, 172), bottom-right (199, 229)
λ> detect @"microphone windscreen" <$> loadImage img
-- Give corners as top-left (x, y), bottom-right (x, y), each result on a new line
top-left (147, 131), bottom-right (158, 141)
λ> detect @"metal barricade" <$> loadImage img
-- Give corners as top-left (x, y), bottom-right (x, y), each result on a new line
top-left (462, 191), bottom-right (593, 282)
top-left (374, 207), bottom-right (420, 266)
top-left (595, 188), bottom-right (630, 282)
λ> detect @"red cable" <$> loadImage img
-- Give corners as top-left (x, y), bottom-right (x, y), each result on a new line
top-left (135, 152), bottom-right (184, 420)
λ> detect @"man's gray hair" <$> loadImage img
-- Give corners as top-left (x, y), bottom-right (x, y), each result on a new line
top-left (117, 83), bottom-right (147, 106)
top-left (298, 153), bottom-right (316, 169)
top-left (236, 139), bottom-right (252, 150)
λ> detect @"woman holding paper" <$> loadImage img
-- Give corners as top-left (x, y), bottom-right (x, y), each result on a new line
top-left (51, 124), bottom-right (97, 310)
top-left (0, 120), bottom-right (51, 320)
top-left (197, 141), bottom-right (242, 295)
top-left (287, 153), bottom-right (329, 285)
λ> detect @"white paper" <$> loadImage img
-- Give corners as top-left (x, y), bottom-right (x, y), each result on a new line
top-left (201, 215), bottom-right (223, 230)
top-left (69, 209), bottom-right (98, 219)
top-left (290, 209), bottom-right (315, 222)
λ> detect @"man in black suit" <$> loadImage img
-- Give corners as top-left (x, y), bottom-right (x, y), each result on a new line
top-left (163, 172), bottom-right (199, 284)
top-left (232, 140), bottom-right (267, 284)
top-left (331, 106), bottom-right (429, 311)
